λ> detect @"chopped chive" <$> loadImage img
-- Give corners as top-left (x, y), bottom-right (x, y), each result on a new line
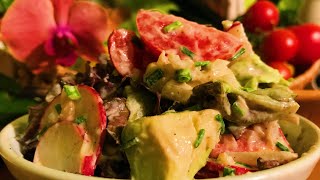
top-left (229, 48), bottom-right (246, 61)
top-left (55, 104), bottom-right (62, 114)
top-left (37, 126), bottom-right (48, 139)
top-left (223, 167), bottom-right (235, 177)
top-left (180, 46), bottom-right (195, 59)
top-left (63, 85), bottom-right (81, 100)
top-left (144, 69), bottom-right (164, 86)
top-left (236, 162), bottom-right (252, 168)
top-left (232, 102), bottom-right (244, 117)
top-left (121, 137), bottom-right (140, 150)
top-left (194, 129), bottom-right (205, 148)
top-left (195, 61), bottom-right (210, 67)
top-left (175, 69), bottom-right (192, 83)
top-left (215, 114), bottom-right (225, 134)
top-left (75, 115), bottom-right (87, 124)
top-left (276, 142), bottom-right (290, 152)
top-left (163, 21), bottom-right (183, 33)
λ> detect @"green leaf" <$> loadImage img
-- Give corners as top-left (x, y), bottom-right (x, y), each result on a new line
top-left (0, 73), bottom-right (23, 94)
top-left (277, 0), bottom-right (303, 26)
top-left (0, 91), bottom-right (36, 126)
top-left (0, 0), bottom-right (13, 15)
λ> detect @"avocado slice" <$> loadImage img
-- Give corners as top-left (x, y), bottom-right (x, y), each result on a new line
top-left (121, 109), bottom-right (222, 180)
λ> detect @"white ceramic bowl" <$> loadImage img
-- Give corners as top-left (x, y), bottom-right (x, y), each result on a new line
top-left (1, 115), bottom-right (320, 180)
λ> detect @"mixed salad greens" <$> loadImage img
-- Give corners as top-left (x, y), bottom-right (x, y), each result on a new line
top-left (14, 9), bottom-right (301, 179)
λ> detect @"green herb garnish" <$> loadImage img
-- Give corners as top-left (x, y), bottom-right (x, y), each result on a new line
top-left (55, 104), bottom-right (62, 114)
top-left (63, 85), bottom-right (81, 100)
top-left (121, 137), bottom-right (140, 150)
top-left (236, 162), bottom-right (252, 168)
top-left (223, 167), bottom-right (235, 176)
top-left (229, 48), bottom-right (245, 61)
top-left (180, 46), bottom-right (195, 59)
top-left (195, 61), bottom-right (210, 67)
top-left (194, 129), bottom-right (205, 148)
top-left (145, 69), bottom-right (164, 86)
top-left (37, 126), bottom-right (48, 139)
top-left (175, 69), bottom-right (192, 83)
top-left (232, 102), bottom-right (244, 117)
top-left (163, 21), bottom-right (183, 33)
top-left (215, 114), bottom-right (225, 134)
top-left (75, 116), bottom-right (87, 124)
top-left (276, 141), bottom-right (290, 152)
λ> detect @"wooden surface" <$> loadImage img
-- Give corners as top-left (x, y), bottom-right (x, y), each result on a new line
top-left (1, 90), bottom-right (320, 179)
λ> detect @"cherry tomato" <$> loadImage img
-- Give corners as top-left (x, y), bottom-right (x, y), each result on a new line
top-left (243, 0), bottom-right (279, 33)
top-left (290, 24), bottom-right (320, 65)
top-left (261, 29), bottom-right (299, 62)
top-left (268, 61), bottom-right (294, 80)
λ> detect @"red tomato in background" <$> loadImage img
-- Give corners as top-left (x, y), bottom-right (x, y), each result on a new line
top-left (268, 61), bottom-right (294, 80)
top-left (290, 24), bottom-right (320, 65)
top-left (261, 29), bottom-right (299, 62)
top-left (243, 0), bottom-right (279, 33)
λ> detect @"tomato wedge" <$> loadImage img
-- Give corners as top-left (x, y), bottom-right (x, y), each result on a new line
top-left (108, 29), bottom-right (156, 77)
top-left (136, 10), bottom-right (243, 61)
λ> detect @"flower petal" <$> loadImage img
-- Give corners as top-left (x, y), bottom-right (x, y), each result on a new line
top-left (0, 0), bottom-right (56, 61)
top-left (55, 51), bottom-right (78, 67)
top-left (23, 44), bottom-right (56, 74)
top-left (51, 0), bottom-right (73, 26)
top-left (68, 1), bottom-right (109, 61)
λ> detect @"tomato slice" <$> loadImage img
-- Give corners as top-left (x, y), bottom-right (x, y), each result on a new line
top-left (195, 161), bottom-right (251, 178)
top-left (210, 124), bottom-right (292, 158)
top-left (136, 10), bottom-right (243, 61)
top-left (108, 29), bottom-right (156, 77)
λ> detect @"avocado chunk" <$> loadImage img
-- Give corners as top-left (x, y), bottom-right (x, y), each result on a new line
top-left (121, 109), bottom-right (222, 180)
top-left (143, 52), bottom-right (241, 103)
top-left (190, 81), bottom-right (299, 125)
top-left (229, 54), bottom-right (290, 90)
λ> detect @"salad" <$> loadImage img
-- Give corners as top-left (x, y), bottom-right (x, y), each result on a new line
top-left (6, 8), bottom-right (300, 180)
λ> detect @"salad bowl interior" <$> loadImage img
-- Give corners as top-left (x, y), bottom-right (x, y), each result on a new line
top-left (0, 115), bottom-right (320, 180)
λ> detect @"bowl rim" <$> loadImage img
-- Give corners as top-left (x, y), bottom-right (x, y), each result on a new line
top-left (1, 115), bottom-right (320, 180)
